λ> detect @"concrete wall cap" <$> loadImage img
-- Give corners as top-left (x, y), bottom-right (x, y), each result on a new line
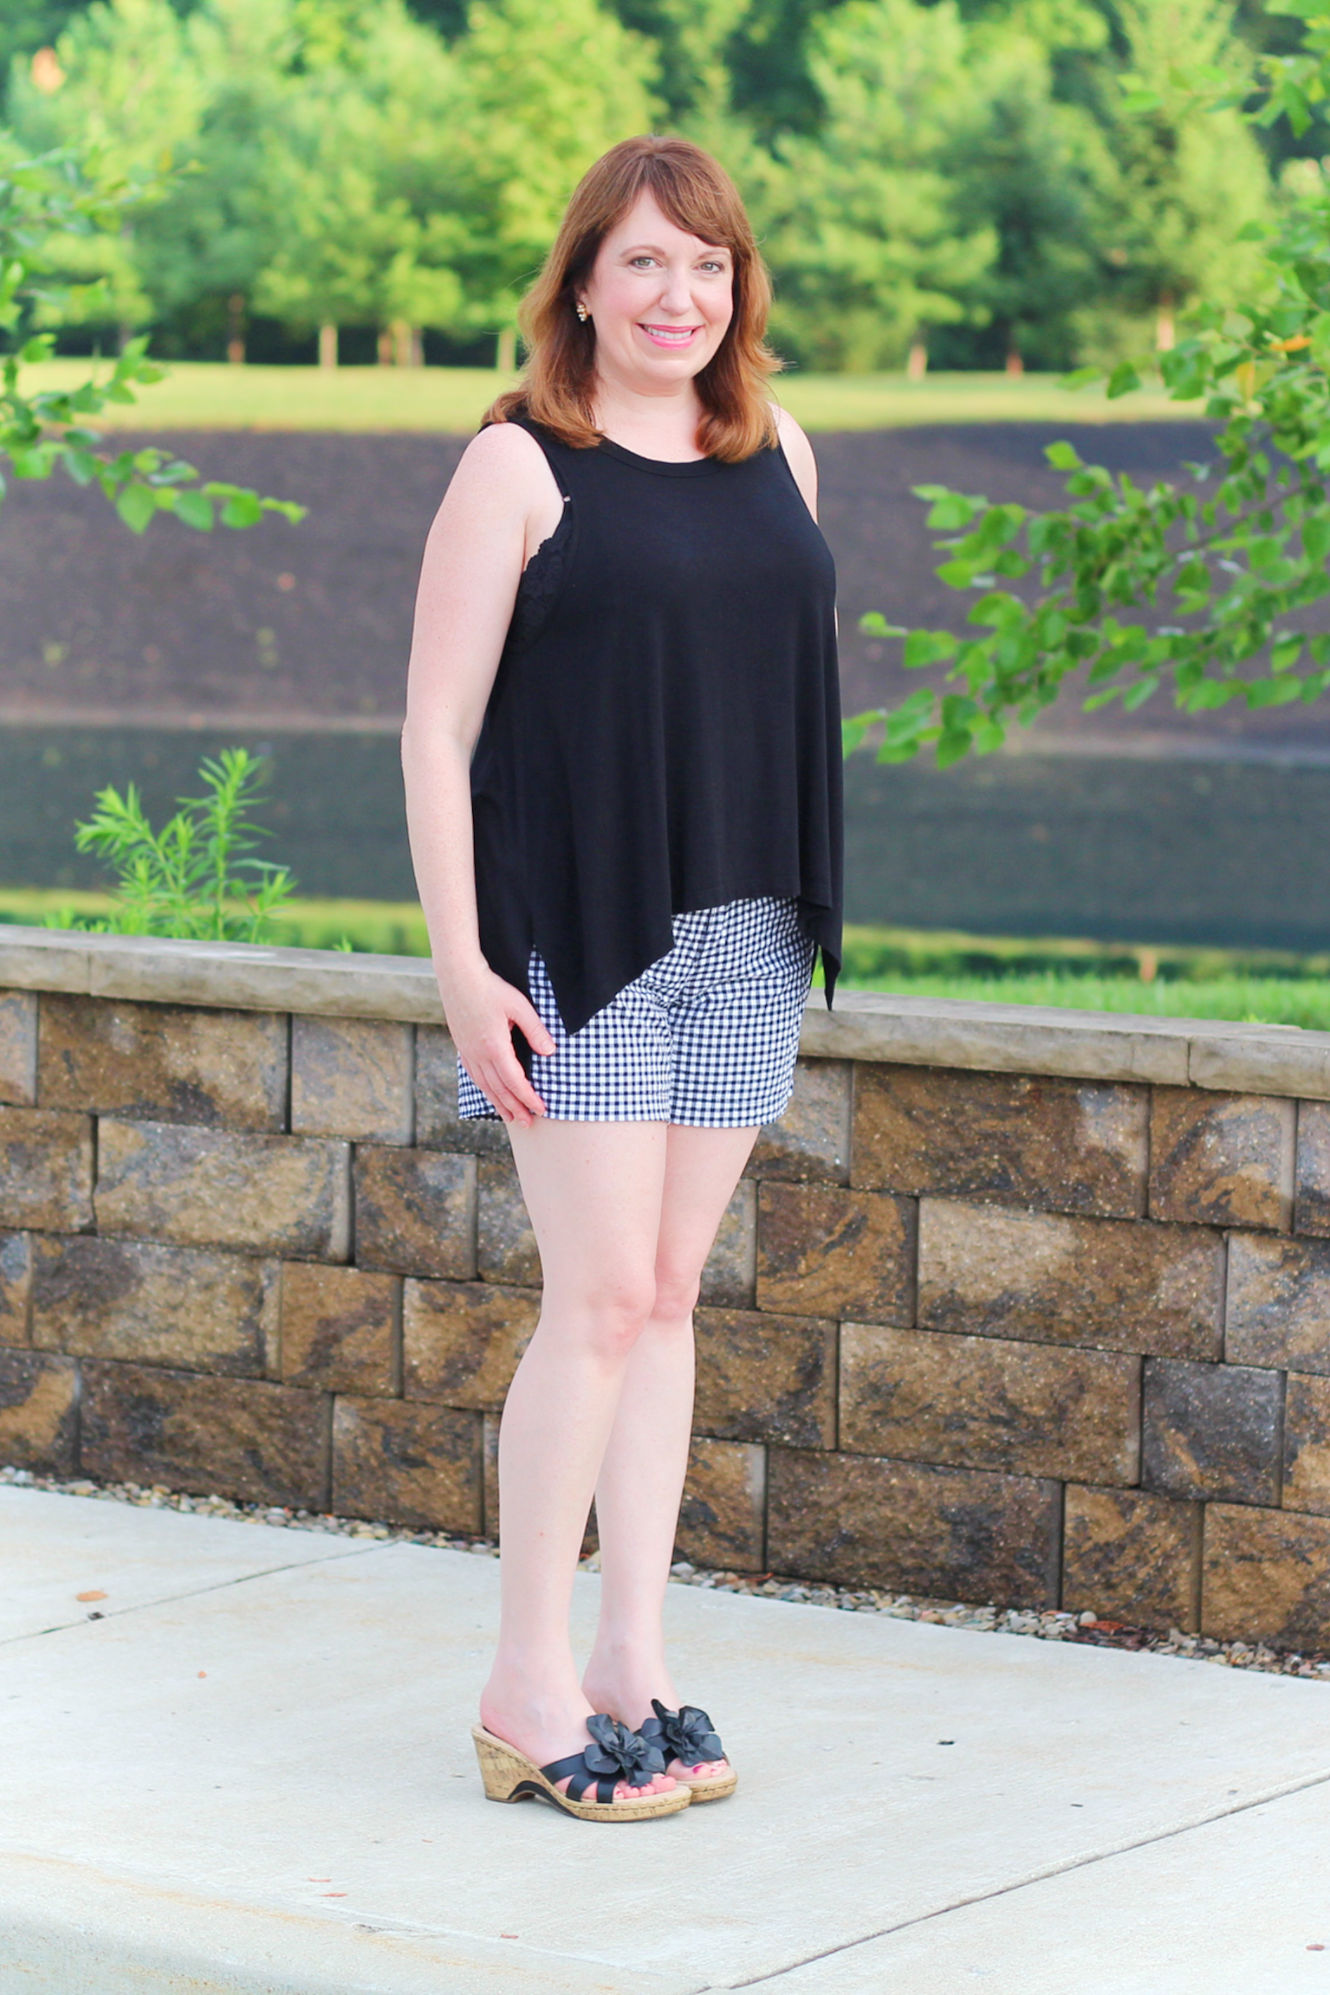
top-left (0, 924), bottom-right (1323, 1095)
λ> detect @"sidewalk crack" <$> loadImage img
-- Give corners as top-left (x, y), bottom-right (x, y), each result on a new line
top-left (727, 1764), bottom-right (1330, 1987)
top-left (0, 1541), bottom-right (387, 1649)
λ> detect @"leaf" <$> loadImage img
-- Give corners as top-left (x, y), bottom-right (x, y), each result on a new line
top-left (1185, 679), bottom-right (1238, 709)
top-left (858, 612), bottom-right (906, 639)
top-left (115, 484), bottom-right (158, 535)
top-left (1107, 362), bottom-right (1142, 400)
top-left (220, 491), bottom-right (263, 529)
top-left (913, 486), bottom-right (987, 530)
top-left (172, 489), bottom-right (214, 532)
top-left (935, 731), bottom-right (973, 769)
top-left (993, 549), bottom-right (1030, 579)
top-left (1304, 516), bottom-right (1330, 567)
top-left (1045, 442), bottom-right (1083, 471)
top-left (903, 630), bottom-right (958, 670)
top-left (1122, 675), bottom-right (1159, 711)
top-left (61, 449), bottom-right (97, 487)
top-left (966, 591), bottom-right (1021, 629)
top-left (1247, 676), bottom-right (1304, 706)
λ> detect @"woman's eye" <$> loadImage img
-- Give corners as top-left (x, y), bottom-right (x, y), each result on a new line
top-left (629, 256), bottom-right (657, 268)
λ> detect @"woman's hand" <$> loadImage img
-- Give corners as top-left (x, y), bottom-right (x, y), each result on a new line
top-left (442, 965), bottom-right (556, 1126)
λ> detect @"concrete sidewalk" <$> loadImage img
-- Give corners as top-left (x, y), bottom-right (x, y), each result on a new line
top-left (1, 1488), bottom-right (1328, 1995)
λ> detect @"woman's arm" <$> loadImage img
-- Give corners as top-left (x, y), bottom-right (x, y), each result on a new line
top-left (400, 421), bottom-right (562, 1125)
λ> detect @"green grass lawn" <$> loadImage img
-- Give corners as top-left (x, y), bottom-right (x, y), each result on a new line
top-left (833, 970), bottom-right (1330, 1031)
top-left (4, 890), bottom-right (1326, 1028)
top-left (22, 358), bottom-right (1205, 433)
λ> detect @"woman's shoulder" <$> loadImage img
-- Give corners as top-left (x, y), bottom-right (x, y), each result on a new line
top-left (769, 402), bottom-right (818, 519)
top-left (452, 413), bottom-right (560, 503)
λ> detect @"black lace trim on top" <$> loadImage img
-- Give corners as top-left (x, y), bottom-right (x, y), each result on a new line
top-left (506, 496), bottom-right (574, 654)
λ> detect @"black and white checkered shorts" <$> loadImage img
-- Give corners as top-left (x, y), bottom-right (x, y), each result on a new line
top-left (456, 896), bottom-right (816, 1125)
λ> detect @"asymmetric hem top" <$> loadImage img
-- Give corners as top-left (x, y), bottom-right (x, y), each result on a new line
top-left (468, 410), bottom-right (844, 1068)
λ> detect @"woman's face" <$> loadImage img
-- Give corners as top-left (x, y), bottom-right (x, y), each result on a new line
top-left (577, 189), bottom-right (735, 396)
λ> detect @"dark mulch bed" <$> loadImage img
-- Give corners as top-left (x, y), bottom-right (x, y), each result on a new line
top-left (2, 421), bottom-right (1320, 755)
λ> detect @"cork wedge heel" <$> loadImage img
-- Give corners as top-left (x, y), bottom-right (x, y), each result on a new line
top-left (471, 1719), bottom-right (692, 1822)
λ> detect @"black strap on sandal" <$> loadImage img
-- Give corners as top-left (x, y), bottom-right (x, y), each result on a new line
top-left (541, 1713), bottom-right (666, 1803)
top-left (639, 1698), bottom-right (725, 1768)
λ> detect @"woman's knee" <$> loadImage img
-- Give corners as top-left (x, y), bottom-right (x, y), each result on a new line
top-left (650, 1263), bottom-right (702, 1324)
top-left (545, 1266), bottom-right (658, 1357)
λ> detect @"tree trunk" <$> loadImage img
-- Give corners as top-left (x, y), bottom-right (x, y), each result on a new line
top-left (226, 293), bottom-right (246, 366)
top-left (377, 328), bottom-right (394, 365)
top-left (409, 327), bottom-right (424, 368)
top-left (1005, 344), bottom-right (1024, 378)
top-left (318, 322), bottom-right (338, 369)
top-left (1156, 297), bottom-right (1176, 351)
top-left (391, 320), bottom-right (419, 367)
top-left (906, 338), bottom-right (928, 381)
top-left (496, 324), bottom-right (517, 372)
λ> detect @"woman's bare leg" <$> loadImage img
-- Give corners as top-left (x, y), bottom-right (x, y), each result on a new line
top-left (478, 1115), bottom-right (679, 1798)
top-left (581, 1122), bottom-right (760, 1778)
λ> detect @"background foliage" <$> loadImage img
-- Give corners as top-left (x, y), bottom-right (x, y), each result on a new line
top-left (844, 2), bottom-right (1330, 765)
top-left (0, 0), bottom-right (1312, 372)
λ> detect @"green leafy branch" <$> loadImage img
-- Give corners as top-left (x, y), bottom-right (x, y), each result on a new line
top-left (59, 748), bottom-right (298, 942)
top-left (0, 143), bottom-right (304, 534)
top-left (845, 0), bottom-right (1330, 768)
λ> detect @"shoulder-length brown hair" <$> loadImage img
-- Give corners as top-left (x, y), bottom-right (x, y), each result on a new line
top-left (485, 135), bottom-right (781, 463)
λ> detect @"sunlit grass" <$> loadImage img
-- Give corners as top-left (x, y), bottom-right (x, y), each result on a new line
top-left (774, 369), bottom-right (1200, 430)
top-left (4, 891), bottom-right (1324, 1028)
top-left (20, 359), bottom-right (1205, 434)
top-left (833, 970), bottom-right (1330, 1032)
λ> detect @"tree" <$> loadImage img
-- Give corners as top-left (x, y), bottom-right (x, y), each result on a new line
top-left (0, 2), bottom-right (89, 73)
top-left (753, 0), bottom-right (996, 372)
top-left (724, 0), bottom-right (842, 142)
top-left (0, 137), bottom-right (303, 534)
top-left (253, 1), bottom-right (465, 364)
top-left (613, 0), bottom-right (749, 126)
top-left (132, 0), bottom-right (298, 363)
top-left (843, 2), bottom-right (1330, 769)
top-left (443, 0), bottom-right (658, 367)
top-left (5, 0), bottom-right (208, 344)
top-left (1087, 0), bottom-right (1272, 355)
top-left (946, 17), bottom-right (1115, 371)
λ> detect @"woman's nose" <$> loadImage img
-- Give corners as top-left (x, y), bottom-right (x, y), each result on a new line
top-left (657, 270), bottom-right (693, 315)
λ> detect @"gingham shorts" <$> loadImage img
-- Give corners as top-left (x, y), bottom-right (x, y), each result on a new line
top-left (456, 895), bottom-right (816, 1125)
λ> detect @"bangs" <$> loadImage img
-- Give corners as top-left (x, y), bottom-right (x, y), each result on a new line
top-left (638, 156), bottom-right (742, 255)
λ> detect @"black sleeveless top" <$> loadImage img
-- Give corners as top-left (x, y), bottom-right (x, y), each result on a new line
top-left (469, 411), bottom-right (843, 1065)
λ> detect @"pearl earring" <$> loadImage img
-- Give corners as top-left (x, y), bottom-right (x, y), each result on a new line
top-left (575, 302), bottom-right (589, 323)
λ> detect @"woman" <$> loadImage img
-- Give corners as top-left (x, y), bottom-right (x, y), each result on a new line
top-left (401, 134), bottom-right (842, 1822)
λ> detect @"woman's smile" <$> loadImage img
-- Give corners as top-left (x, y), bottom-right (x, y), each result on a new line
top-left (638, 322), bottom-right (701, 347)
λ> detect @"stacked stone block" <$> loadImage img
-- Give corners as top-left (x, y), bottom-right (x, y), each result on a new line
top-left (4, 968), bottom-right (1330, 1648)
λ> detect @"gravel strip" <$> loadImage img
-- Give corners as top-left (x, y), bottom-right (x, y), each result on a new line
top-left (6, 1462), bottom-right (1328, 1683)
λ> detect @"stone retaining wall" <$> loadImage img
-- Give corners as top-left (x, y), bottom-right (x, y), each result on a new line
top-left (4, 926), bottom-right (1330, 1646)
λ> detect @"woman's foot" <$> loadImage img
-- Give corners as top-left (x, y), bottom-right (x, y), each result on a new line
top-left (480, 1669), bottom-right (678, 1804)
top-left (581, 1666), bottom-right (731, 1788)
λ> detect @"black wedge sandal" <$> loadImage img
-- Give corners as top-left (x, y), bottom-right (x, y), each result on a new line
top-left (639, 1698), bottom-right (738, 1802)
top-left (472, 1711), bottom-right (692, 1821)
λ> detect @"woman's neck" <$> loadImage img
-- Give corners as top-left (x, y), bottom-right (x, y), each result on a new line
top-left (591, 371), bottom-right (706, 461)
